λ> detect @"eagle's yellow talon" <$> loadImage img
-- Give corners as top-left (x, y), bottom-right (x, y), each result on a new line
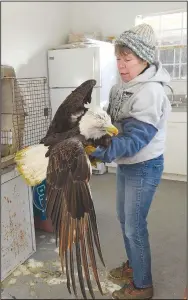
top-left (85, 145), bottom-right (96, 156)
top-left (91, 161), bottom-right (97, 168)
top-left (91, 158), bottom-right (102, 168)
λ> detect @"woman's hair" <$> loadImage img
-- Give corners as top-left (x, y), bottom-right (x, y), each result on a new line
top-left (115, 44), bottom-right (145, 62)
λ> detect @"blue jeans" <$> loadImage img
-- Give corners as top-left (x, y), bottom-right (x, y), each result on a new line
top-left (116, 155), bottom-right (164, 288)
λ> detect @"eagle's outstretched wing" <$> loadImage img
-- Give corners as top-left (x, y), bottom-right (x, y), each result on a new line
top-left (46, 137), bottom-right (105, 299)
top-left (43, 79), bottom-right (96, 139)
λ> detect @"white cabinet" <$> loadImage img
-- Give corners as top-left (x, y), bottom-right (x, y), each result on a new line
top-left (163, 113), bottom-right (187, 178)
top-left (1, 167), bottom-right (36, 281)
top-left (106, 161), bottom-right (117, 174)
top-left (107, 112), bottom-right (187, 181)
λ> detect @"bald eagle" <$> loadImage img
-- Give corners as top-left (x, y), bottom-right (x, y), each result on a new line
top-left (15, 80), bottom-right (118, 299)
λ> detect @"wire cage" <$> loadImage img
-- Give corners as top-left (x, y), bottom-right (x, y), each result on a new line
top-left (1, 66), bottom-right (52, 167)
top-left (12, 77), bottom-right (52, 149)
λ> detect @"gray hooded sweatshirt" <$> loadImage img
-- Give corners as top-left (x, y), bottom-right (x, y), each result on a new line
top-left (104, 61), bottom-right (172, 164)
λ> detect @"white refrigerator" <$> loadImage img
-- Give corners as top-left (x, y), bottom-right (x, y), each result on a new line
top-left (47, 42), bottom-right (118, 117)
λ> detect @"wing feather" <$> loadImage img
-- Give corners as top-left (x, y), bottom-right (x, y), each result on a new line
top-left (65, 214), bottom-right (71, 294)
top-left (75, 219), bottom-right (87, 299)
top-left (80, 217), bottom-right (95, 299)
top-left (86, 214), bottom-right (103, 295)
top-left (69, 218), bottom-right (77, 296)
top-left (46, 138), bottom-right (105, 299)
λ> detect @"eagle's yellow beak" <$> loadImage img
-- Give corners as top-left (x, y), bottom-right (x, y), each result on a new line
top-left (105, 125), bottom-right (118, 136)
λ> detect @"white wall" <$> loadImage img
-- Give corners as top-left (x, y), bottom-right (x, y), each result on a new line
top-left (69, 1), bottom-right (187, 94)
top-left (2, 2), bottom-right (70, 77)
top-left (69, 2), bottom-right (186, 36)
top-left (2, 1), bottom-right (187, 94)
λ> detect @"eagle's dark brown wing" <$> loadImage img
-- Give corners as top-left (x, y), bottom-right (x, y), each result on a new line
top-left (46, 137), bottom-right (105, 299)
top-left (40, 126), bottom-right (81, 153)
top-left (43, 79), bottom-right (96, 140)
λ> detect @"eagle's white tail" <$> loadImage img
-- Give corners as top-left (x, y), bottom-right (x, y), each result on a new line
top-left (15, 144), bottom-right (49, 186)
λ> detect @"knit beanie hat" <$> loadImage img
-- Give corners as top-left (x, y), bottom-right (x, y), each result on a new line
top-left (115, 23), bottom-right (156, 64)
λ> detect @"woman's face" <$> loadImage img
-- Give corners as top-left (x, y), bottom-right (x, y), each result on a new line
top-left (116, 52), bottom-right (148, 82)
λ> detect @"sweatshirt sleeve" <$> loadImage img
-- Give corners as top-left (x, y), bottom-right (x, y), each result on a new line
top-left (90, 117), bottom-right (158, 163)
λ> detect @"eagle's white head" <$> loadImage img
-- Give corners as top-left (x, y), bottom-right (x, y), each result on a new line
top-left (79, 103), bottom-right (118, 140)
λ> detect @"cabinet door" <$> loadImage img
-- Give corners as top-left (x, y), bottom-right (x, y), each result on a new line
top-left (1, 171), bottom-right (36, 280)
top-left (164, 122), bottom-right (187, 175)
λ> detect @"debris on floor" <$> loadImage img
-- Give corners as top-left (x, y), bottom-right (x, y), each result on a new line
top-left (1, 175), bottom-right (186, 299)
top-left (1, 230), bottom-right (120, 299)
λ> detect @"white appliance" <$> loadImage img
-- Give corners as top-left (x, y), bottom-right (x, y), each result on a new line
top-left (47, 42), bottom-right (117, 117)
top-left (47, 42), bottom-right (118, 175)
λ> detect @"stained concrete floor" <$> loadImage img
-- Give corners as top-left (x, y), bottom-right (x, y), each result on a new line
top-left (1, 174), bottom-right (187, 299)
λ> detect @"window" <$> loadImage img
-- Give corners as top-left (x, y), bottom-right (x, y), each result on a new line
top-left (135, 10), bottom-right (187, 80)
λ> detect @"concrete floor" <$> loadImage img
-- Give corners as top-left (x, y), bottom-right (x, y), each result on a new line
top-left (1, 174), bottom-right (187, 299)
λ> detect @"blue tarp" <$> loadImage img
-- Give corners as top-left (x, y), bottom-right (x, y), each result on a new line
top-left (32, 179), bottom-right (47, 220)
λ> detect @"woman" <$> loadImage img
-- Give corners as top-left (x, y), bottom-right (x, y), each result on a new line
top-left (91, 23), bottom-right (172, 299)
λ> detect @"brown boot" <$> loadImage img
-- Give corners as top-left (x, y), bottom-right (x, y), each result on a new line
top-left (108, 261), bottom-right (133, 285)
top-left (112, 281), bottom-right (154, 299)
